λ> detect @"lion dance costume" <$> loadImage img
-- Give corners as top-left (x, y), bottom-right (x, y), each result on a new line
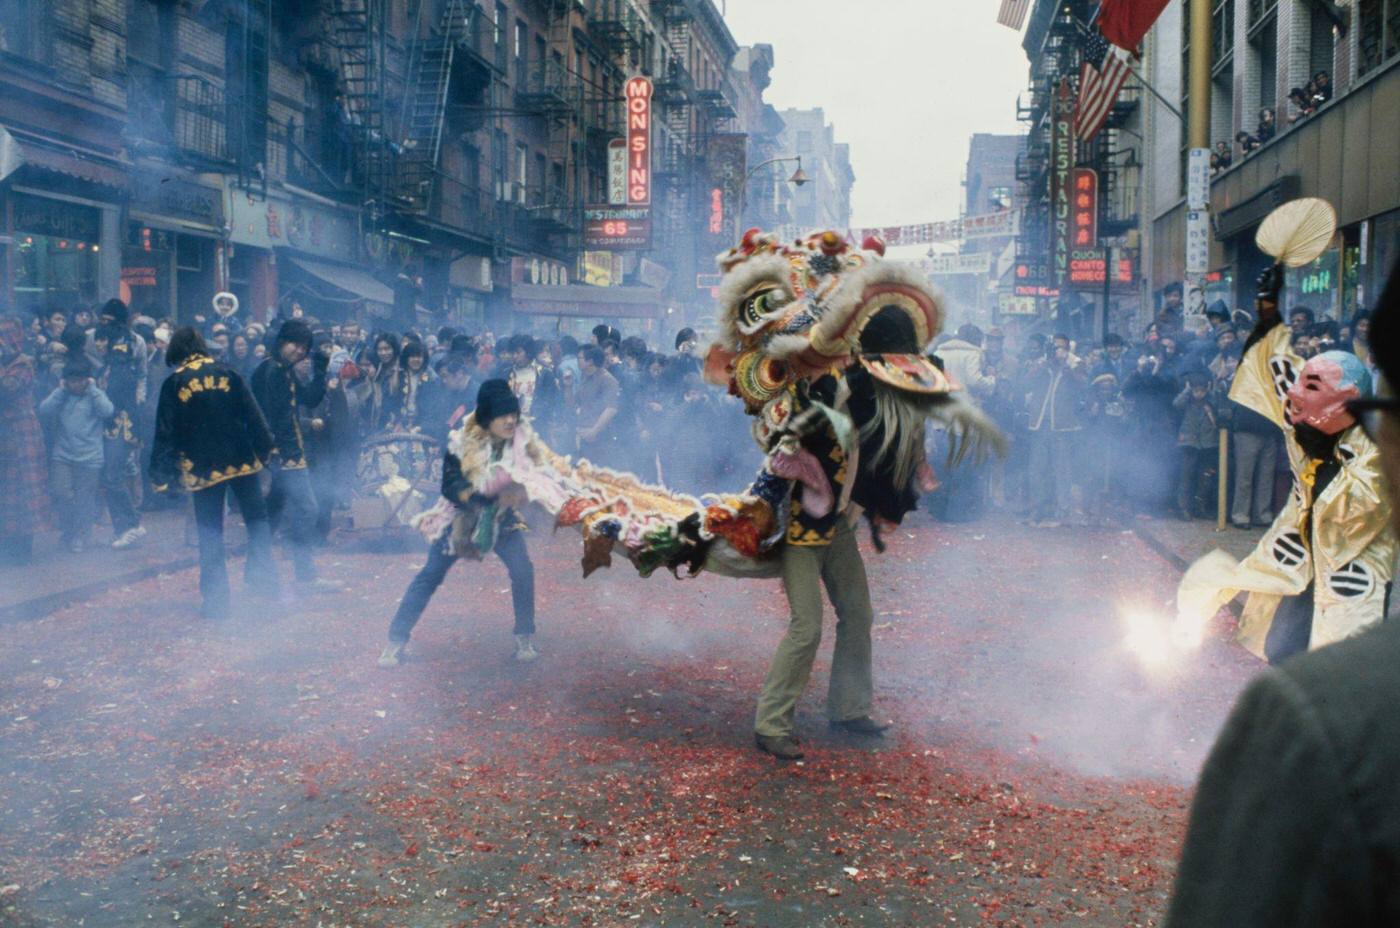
top-left (411, 228), bottom-right (1002, 747)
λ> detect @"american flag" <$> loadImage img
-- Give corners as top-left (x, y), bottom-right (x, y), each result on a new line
top-left (1075, 28), bottom-right (1134, 141)
top-left (996, 0), bottom-right (1032, 30)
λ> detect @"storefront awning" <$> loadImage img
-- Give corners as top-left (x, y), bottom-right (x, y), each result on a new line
top-left (0, 125), bottom-right (127, 190)
top-left (511, 283), bottom-right (664, 319)
top-left (284, 255), bottom-right (395, 305)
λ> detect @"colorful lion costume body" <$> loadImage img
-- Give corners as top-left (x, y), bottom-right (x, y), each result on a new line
top-left (417, 229), bottom-right (1003, 578)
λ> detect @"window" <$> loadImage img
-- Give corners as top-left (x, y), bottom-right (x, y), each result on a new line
top-left (515, 142), bottom-right (528, 202)
top-left (534, 152), bottom-right (545, 203)
top-left (1211, 0), bottom-right (1235, 68)
top-left (127, 1), bottom-right (176, 145)
top-left (494, 3), bottom-right (507, 70)
top-left (1249, 6), bottom-right (1277, 113)
top-left (492, 129), bottom-right (508, 199)
top-left (1356, 0), bottom-right (1399, 77)
top-left (0, 0), bottom-right (46, 61)
top-left (1309, 5), bottom-right (1334, 82)
top-left (515, 20), bottom-right (527, 83)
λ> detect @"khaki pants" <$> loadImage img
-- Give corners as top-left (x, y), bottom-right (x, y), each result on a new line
top-left (754, 521), bottom-right (874, 737)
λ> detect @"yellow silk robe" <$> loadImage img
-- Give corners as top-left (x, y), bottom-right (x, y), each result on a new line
top-left (1178, 322), bottom-right (1396, 659)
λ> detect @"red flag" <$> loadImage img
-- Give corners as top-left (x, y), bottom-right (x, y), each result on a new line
top-left (1096, 0), bottom-right (1172, 51)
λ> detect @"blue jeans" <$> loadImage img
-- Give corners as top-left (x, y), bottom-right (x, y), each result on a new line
top-left (388, 527), bottom-right (535, 644)
top-left (267, 466), bottom-right (319, 581)
top-left (101, 435), bottom-right (141, 535)
top-left (192, 474), bottom-right (278, 620)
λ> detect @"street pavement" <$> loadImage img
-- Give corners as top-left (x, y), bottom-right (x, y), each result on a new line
top-left (0, 515), bottom-right (1264, 926)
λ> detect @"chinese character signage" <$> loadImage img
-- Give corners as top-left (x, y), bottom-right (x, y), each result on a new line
top-left (924, 253), bottom-right (993, 275)
top-left (607, 139), bottom-right (627, 206)
top-left (624, 77), bottom-right (652, 206)
top-left (1071, 168), bottom-right (1097, 249)
top-left (853, 210), bottom-right (1018, 248)
top-left (1185, 209), bottom-right (1210, 276)
top-left (1186, 148), bottom-right (1210, 211)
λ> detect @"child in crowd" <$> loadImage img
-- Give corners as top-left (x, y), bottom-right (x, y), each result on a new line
top-left (38, 358), bottom-right (114, 552)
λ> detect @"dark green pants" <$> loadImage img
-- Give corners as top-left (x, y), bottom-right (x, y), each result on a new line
top-left (754, 521), bottom-right (875, 737)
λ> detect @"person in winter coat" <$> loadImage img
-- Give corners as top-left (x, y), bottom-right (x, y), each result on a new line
top-left (0, 316), bottom-right (49, 565)
top-left (932, 324), bottom-right (997, 521)
top-left (251, 320), bottom-right (338, 593)
top-left (1022, 337), bottom-right (1085, 526)
top-left (378, 380), bottom-right (546, 668)
top-left (38, 358), bottom-right (112, 552)
top-left (1173, 370), bottom-right (1221, 520)
top-left (149, 328), bottom-right (280, 620)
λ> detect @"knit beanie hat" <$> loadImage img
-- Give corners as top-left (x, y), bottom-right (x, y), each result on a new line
top-left (276, 319), bottom-right (314, 351)
top-left (474, 378), bottom-right (520, 426)
top-left (99, 298), bottom-right (129, 324)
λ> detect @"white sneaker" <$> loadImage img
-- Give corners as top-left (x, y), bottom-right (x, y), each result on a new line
top-left (377, 642), bottom-right (406, 668)
top-left (513, 634), bottom-right (538, 662)
top-left (111, 525), bottom-right (147, 549)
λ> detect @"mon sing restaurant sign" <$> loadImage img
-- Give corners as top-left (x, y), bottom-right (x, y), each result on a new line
top-left (625, 77), bottom-right (652, 206)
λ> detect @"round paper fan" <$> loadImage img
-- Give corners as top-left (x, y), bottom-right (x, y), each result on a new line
top-left (1255, 198), bottom-right (1337, 267)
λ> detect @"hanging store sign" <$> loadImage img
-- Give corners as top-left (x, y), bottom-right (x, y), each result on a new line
top-left (1049, 79), bottom-right (1075, 287)
top-left (581, 251), bottom-right (623, 287)
top-left (511, 256), bottom-right (570, 287)
top-left (607, 139), bottom-right (627, 206)
top-left (1186, 148), bottom-right (1211, 211)
top-left (1071, 168), bottom-right (1098, 249)
top-left (925, 253), bottom-right (993, 275)
top-left (1185, 209), bottom-right (1210, 276)
top-left (584, 205), bottom-right (651, 249)
top-left (1067, 248), bottom-right (1134, 287)
top-left (624, 76), bottom-right (653, 206)
top-left (999, 293), bottom-right (1039, 315)
top-left (853, 210), bottom-right (1019, 248)
top-left (226, 188), bottom-right (357, 263)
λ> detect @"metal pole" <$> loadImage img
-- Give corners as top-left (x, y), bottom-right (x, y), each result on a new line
top-left (1188, 0), bottom-right (1211, 150)
top-left (1217, 427), bottom-right (1229, 532)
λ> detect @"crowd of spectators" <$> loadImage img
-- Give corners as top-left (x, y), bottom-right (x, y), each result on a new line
top-left (925, 281), bottom-right (1378, 529)
top-left (1214, 71), bottom-right (1331, 174)
top-left (0, 299), bottom-right (758, 566)
top-left (0, 279), bottom-right (1381, 566)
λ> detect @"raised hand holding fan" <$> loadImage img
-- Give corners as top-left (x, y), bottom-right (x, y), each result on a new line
top-left (1255, 197), bottom-right (1338, 268)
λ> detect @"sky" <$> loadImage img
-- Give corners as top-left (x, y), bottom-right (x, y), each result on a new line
top-left (721, 0), bottom-right (1031, 231)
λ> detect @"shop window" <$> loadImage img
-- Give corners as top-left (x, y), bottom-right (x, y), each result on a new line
top-left (11, 195), bottom-right (101, 314)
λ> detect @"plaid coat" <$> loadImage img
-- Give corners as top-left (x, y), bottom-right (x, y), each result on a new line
top-left (0, 318), bottom-right (49, 535)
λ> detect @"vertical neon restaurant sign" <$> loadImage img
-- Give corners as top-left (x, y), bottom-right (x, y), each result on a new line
top-left (625, 76), bottom-right (653, 206)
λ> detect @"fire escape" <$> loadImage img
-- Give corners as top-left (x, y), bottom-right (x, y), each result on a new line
top-left (653, 6), bottom-right (695, 257)
top-left (227, 0), bottom-right (272, 190)
top-left (397, 0), bottom-right (480, 213)
top-left (328, 0), bottom-right (391, 220)
top-left (518, 0), bottom-right (583, 237)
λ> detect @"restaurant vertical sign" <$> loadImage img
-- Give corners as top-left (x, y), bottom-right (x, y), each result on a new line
top-left (625, 76), bottom-right (653, 206)
top-left (1049, 79), bottom-right (1074, 288)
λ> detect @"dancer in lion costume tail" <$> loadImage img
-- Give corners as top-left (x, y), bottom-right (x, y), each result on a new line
top-left (385, 230), bottom-right (1004, 757)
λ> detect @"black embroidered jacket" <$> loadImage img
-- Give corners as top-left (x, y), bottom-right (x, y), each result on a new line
top-left (149, 355), bottom-right (273, 491)
top-left (250, 356), bottom-right (327, 469)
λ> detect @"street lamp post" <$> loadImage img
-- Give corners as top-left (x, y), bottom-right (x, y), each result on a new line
top-left (737, 156), bottom-right (808, 238)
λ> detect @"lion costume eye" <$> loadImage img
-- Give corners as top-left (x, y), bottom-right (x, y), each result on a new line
top-left (738, 287), bottom-right (787, 333)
